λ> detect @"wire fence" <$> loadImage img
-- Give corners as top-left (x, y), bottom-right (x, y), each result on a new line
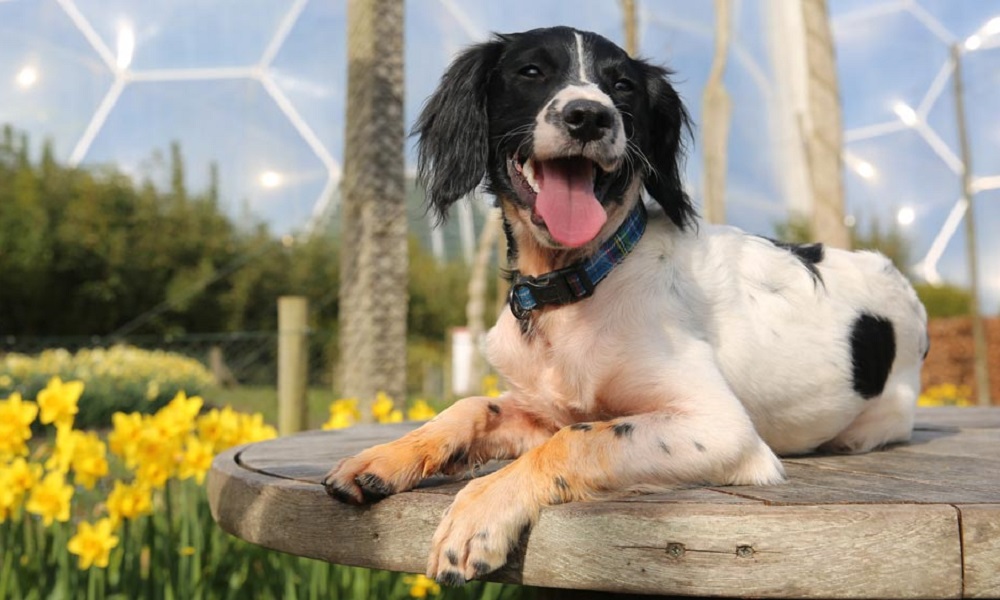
top-left (0, 331), bottom-right (334, 388)
top-left (1, 330), bottom-right (451, 399)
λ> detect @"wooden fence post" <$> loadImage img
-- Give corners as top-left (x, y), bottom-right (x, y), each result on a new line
top-left (278, 296), bottom-right (309, 435)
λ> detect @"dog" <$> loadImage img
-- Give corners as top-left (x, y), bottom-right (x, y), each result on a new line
top-left (324, 26), bottom-right (928, 585)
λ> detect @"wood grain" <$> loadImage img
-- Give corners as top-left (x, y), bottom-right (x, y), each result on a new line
top-left (208, 407), bottom-right (1000, 598)
top-left (960, 505), bottom-right (1000, 598)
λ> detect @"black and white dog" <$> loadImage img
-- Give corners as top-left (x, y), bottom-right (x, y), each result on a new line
top-left (325, 26), bottom-right (928, 584)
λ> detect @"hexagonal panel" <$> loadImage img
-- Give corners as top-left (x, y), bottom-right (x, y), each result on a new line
top-left (834, 8), bottom-right (950, 130)
top-left (83, 79), bottom-right (326, 234)
top-left (0, 0), bottom-right (113, 162)
top-left (72, 0), bottom-right (291, 70)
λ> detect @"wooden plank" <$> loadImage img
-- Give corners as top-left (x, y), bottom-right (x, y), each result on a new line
top-left (209, 448), bottom-right (963, 599)
top-left (960, 505), bottom-right (1000, 598)
top-left (713, 463), bottom-right (1000, 505)
top-left (915, 407), bottom-right (1000, 430)
top-left (898, 428), bottom-right (1000, 463)
top-left (525, 502), bottom-right (961, 599)
top-left (783, 451), bottom-right (1000, 498)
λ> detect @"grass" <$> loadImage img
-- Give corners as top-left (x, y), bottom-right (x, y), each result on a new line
top-left (210, 386), bottom-right (338, 429)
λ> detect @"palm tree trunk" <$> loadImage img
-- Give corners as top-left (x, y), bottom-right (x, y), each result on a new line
top-left (337, 0), bottom-right (408, 414)
top-left (800, 0), bottom-right (850, 248)
top-left (702, 0), bottom-right (732, 225)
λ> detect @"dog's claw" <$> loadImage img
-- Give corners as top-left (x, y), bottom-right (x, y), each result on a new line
top-left (436, 570), bottom-right (466, 587)
top-left (355, 473), bottom-right (393, 503)
top-left (323, 478), bottom-right (362, 505)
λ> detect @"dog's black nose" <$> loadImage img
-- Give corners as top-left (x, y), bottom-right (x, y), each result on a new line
top-left (562, 100), bottom-right (614, 142)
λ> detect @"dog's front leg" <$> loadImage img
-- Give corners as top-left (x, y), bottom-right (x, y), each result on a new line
top-left (323, 395), bottom-right (555, 504)
top-left (427, 405), bottom-right (785, 584)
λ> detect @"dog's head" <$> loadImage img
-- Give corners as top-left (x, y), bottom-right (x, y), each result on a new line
top-left (415, 26), bottom-right (694, 250)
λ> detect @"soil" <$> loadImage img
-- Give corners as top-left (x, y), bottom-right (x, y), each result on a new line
top-left (922, 317), bottom-right (1000, 405)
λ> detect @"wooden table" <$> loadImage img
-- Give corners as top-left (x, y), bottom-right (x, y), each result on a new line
top-left (207, 407), bottom-right (1000, 599)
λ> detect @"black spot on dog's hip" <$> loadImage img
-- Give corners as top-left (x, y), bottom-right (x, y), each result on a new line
top-left (850, 313), bottom-right (896, 399)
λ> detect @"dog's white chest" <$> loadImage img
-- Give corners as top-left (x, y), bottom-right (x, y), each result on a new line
top-left (485, 309), bottom-right (604, 424)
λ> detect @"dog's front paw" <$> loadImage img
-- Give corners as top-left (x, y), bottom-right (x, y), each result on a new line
top-left (427, 470), bottom-right (537, 585)
top-left (322, 444), bottom-right (423, 505)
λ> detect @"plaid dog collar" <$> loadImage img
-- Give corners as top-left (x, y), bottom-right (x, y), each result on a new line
top-left (509, 202), bottom-right (647, 320)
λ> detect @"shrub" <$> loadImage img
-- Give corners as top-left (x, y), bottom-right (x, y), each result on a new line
top-left (0, 346), bottom-right (215, 429)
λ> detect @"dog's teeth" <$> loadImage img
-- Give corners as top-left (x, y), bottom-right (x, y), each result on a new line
top-left (523, 160), bottom-right (539, 193)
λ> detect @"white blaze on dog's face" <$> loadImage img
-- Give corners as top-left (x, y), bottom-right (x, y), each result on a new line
top-left (415, 26), bottom-right (694, 252)
top-left (504, 32), bottom-right (632, 249)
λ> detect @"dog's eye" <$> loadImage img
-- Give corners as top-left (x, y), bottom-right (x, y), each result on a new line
top-left (519, 65), bottom-right (543, 79)
top-left (614, 78), bottom-right (635, 93)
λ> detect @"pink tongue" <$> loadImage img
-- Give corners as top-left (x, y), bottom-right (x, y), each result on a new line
top-left (534, 158), bottom-right (607, 247)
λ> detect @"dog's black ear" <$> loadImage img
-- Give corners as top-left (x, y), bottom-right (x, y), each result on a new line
top-left (414, 39), bottom-right (505, 221)
top-left (638, 63), bottom-right (696, 230)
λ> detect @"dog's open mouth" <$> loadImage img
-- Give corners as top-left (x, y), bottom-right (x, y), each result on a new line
top-left (507, 155), bottom-right (616, 248)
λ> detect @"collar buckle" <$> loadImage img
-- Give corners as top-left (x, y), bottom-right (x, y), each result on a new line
top-left (510, 265), bottom-right (595, 320)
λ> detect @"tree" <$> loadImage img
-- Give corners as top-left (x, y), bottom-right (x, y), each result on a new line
top-left (701, 0), bottom-right (733, 225)
top-left (336, 0), bottom-right (408, 409)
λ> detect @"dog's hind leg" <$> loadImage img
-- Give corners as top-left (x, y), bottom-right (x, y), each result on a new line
top-left (820, 366), bottom-right (920, 454)
top-left (323, 395), bottom-right (555, 504)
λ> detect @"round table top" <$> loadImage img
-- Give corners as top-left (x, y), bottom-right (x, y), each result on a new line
top-left (208, 407), bottom-right (1000, 598)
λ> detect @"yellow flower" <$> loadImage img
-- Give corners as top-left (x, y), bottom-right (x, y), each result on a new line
top-left (67, 518), bottom-right (119, 570)
top-left (322, 398), bottom-right (361, 430)
top-left (154, 391), bottom-right (203, 439)
top-left (372, 392), bottom-right (402, 424)
top-left (130, 424), bottom-right (179, 487)
top-left (178, 436), bottom-right (214, 485)
top-left (407, 399), bottom-right (437, 421)
top-left (36, 377), bottom-right (84, 428)
top-left (0, 460), bottom-right (40, 521)
top-left (482, 374), bottom-right (502, 398)
top-left (106, 480), bottom-right (152, 526)
top-left (108, 412), bottom-right (144, 459)
top-left (197, 406), bottom-right (241, 453)
top-left (0, 392), bottom-right (38, 458)
top-left (5, 457), bottom-right (43, 498)
top-left (0, 374), bottom-right (12, 387)
top-left (45, 425), bottom-right (84, 474)
top-left (403, 574), bottom-right (441, 598)
top-left (26, 471), bottom-right (73, 526)
top-left (70, 431), bottom-right (109, 490)
top-left (237, 412), bottom-right (277, 445)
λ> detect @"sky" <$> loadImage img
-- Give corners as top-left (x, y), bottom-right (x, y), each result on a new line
top-left (1, 0), bottom-right (998, 309)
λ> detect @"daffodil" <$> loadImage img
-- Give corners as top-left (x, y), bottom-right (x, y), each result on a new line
top-left (106, 480), bottom-right (152, 526)
top-left (0, 461), bottom-right (39, 522)
top-left (372, 392), bottom-right (403, 424)
top-left (70, 431), bottom-right (109, 490)
top-left (482, 374), bottom-right (502, 398)
top-left (26, 471), bottom-right (73, 526)
top-left (155, 391), bottom-right (203, 439)
top-left (108, 411), bottom-right (144, 459)
top-left (36, 377), bottom-right (84, 428)
top-left (407, 399), bottom-right (437, 421)
top-left (130, 425), bottom-right (179, 487)
top-left (5, 457), bottom-right (42, 498)
top-left (45, 425), bottom-right (84, 474)
top-left (67, 518), bottom-right (119, 569)
top-left (178, 436), bottom-right (214, 484)
top-left (0, 392), bottom-right (38, 458)
top-left (237, 412), bottom-right (277, 444)
top-left (197, 406), bottom-right (242, 452)
top-left (322, 398), bottom-right (361, 430)
top-left (403, 574), bottom-right (441, 598)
